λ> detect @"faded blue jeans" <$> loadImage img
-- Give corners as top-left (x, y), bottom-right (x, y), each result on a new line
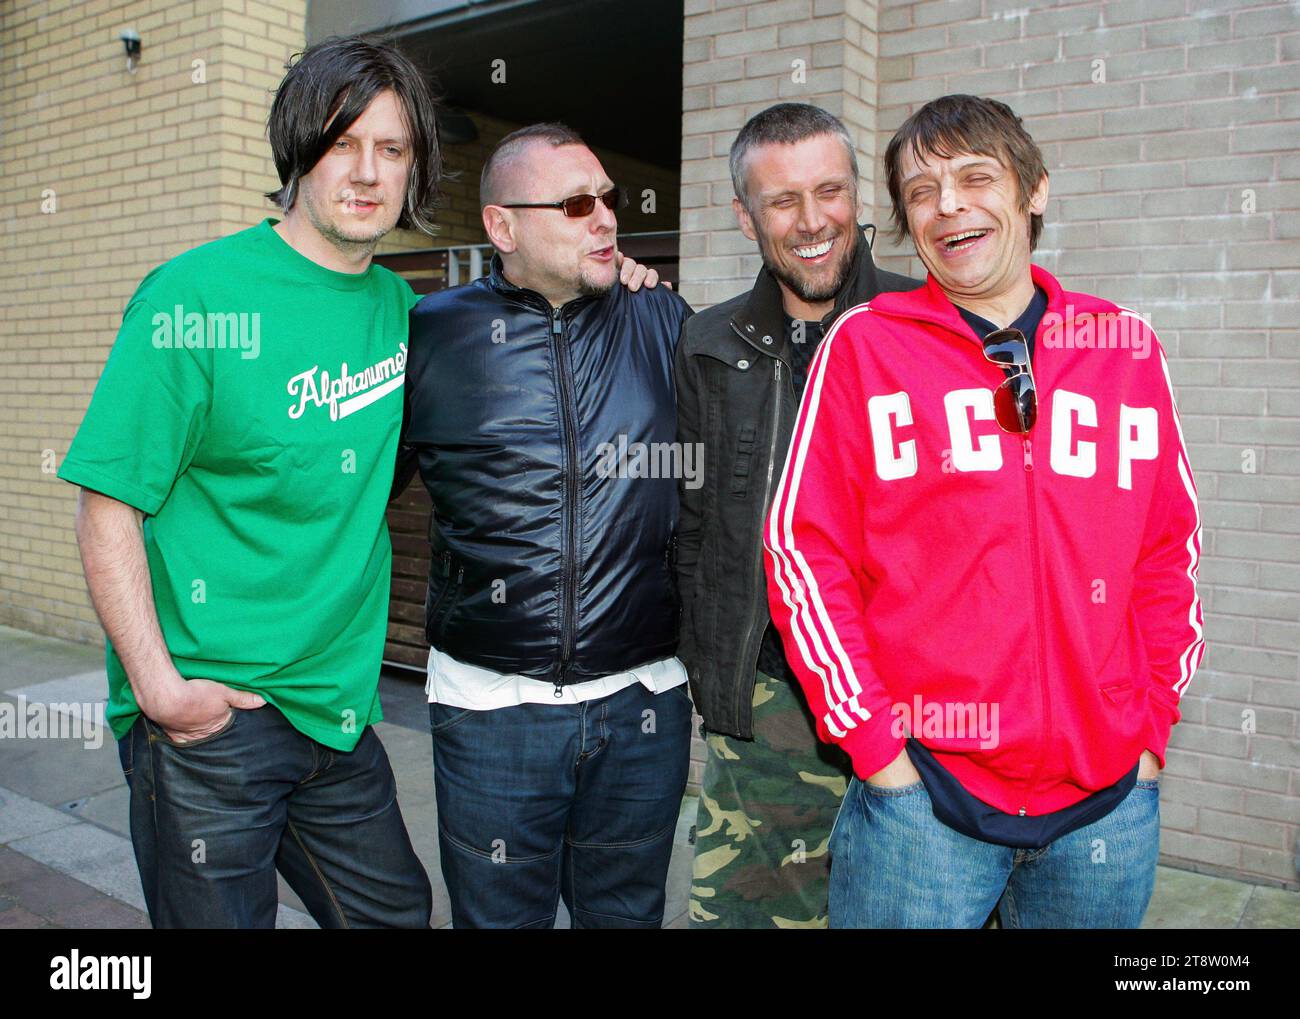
top-left (828, 774), bottom-right (1161, 928)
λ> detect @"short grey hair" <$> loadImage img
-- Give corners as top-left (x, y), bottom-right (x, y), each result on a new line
top-left (729, 103), bottom-right (859, 211)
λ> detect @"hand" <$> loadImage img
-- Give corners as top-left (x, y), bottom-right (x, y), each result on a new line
top-left (865, 746), bottom-right (922, 789)
top-left (616, 251), bottom-right (665, 291)
top-left (1137, 749), bottom-right (1161, 781)
top-left (140, 676), bottom-right (266, 745)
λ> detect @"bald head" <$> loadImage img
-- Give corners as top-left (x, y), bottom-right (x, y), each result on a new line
top-left (479, 130), bottom-right (618, 307)
top-left (480, 122), bottom-right (586, 207)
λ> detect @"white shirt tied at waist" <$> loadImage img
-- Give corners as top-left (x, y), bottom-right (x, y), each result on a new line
top-left (425, 646), bottom-right (689, 709)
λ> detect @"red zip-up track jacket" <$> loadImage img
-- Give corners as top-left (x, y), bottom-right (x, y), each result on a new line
top-left (764, 264), bottom-right (1204, 816)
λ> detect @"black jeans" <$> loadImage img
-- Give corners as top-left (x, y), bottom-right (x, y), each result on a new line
top-left (118, 704), bottom-right (432, 928)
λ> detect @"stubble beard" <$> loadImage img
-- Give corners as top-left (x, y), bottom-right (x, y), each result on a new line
top-left (303, 187), bottom-right (393, 258)
top-left (575, 251), bottom-right (618, 299)
top-left (760, 229), bottom-right (858, 305)
top-left (577, 269), bottom-right (616, 298)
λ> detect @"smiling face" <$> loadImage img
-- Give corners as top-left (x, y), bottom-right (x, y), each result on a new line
top-left (484, 142), bottom-right (619, 306)
top-left (898, 145), bottom-right (1048, 308)
top-left (295, 89), bottom-right (412, 253)
top-left (734, 133), bottom-right (860, 320)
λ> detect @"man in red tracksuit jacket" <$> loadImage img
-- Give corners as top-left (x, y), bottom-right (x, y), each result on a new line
top-left (764, 94), bottom-right (1204, 928)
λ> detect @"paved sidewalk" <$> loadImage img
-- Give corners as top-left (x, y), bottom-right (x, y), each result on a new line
top-left (1, 625), bottom-right (1295, 930)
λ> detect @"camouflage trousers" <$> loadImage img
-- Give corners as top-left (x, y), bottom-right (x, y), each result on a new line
top-left (689, 671), bottom-right (853, 929)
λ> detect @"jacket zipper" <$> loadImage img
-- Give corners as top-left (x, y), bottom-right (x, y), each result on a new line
top-left (743, 358), bottom-right (785, 683)
top-left (441, 565), bottom-right (465, 643)
top-left (552, 308), bottom-right (580, 697)
top-left (428, 549), bottom-right (465, 643)
top-left (1019, 435), bottom-right (1052, 814)
top-left (429, 551), bottom-right (455, 635)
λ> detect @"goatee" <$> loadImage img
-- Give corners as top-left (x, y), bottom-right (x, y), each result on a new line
top-left (577, 271), bottom-right (616, 298)
top-left (764, 231), bottom-right (858, 305)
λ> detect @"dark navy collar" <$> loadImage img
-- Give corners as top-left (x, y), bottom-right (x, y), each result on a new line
top-left (955, 286), bottom-right (1048, 343)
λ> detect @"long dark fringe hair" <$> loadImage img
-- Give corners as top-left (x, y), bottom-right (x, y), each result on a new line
top-left (265, 36), bottom-right (442, 234)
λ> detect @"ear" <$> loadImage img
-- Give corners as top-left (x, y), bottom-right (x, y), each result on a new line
top-left (1027, 172), bottom-right (1049, 216)
top-left (733, 196), bottom-right (757, 243)
top-left (482, 205), bottom-right (517, 254)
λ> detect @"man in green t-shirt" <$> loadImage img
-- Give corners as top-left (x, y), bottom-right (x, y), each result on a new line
top-left (58, 38), bottom-right (440, 928)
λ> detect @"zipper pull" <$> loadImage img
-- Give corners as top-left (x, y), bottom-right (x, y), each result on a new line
top-left (554, 649), bottom-right (570, 699)
top-left (775, 361), bottom-right (782, 381)
top-left (1023, 437), bottom-right (1034, 472)
top-left (552, 310), bottom-right (562, 335)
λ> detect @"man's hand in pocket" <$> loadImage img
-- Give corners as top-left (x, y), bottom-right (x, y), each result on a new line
top-left (865, 746), bottom-right (922, 788)
top-left (1137, 749), bottom-right (1161, 781)
top-left (140, 676), bottom-right (265, 744)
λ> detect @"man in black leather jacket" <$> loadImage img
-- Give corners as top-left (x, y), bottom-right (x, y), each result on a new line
top-left (394, 123), bottom-right (694, 929)
top-left (675, 104), bottom-right (918, 928)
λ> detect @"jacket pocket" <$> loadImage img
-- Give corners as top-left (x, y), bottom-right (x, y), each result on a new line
top-left (426, 552), bottom-right (465, 643)
top-left (729, 426), bottom-right (757, 498)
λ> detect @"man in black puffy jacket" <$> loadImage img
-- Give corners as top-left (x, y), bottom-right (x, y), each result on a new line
top-left (393, 123), bottom-right (694, 929)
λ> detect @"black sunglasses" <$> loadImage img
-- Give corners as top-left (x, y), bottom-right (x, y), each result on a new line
top-left (499, 187), bottom-right (627, 218)
top-left (981, 327), bottom-right (1037, 434)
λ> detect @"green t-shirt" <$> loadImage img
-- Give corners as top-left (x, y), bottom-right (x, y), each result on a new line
top-left (59, 218), bottom-right (419, 750)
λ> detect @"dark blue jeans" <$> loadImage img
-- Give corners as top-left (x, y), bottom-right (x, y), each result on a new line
top-left (118, 704), bottom-right (432, 929)
top-left (430, 681), bottom-right (693, 928)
